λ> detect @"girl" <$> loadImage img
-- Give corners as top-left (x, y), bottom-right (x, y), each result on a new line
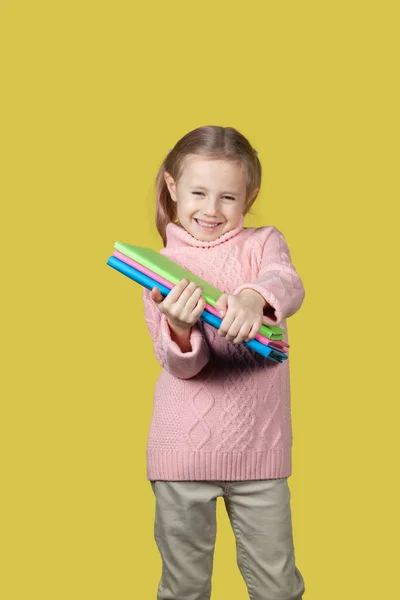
top-left (142, 126), bottom-right (306, 600)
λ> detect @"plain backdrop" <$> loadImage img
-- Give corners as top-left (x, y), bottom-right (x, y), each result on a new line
top-left (1, 1), bottom-right (399, 598)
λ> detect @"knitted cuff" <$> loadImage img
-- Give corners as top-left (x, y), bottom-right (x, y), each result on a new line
top-left (158, 316), bottom-right (210, 379)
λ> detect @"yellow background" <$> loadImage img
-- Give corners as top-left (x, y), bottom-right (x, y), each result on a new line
top-left (1, 1), bottom-right (399, 598)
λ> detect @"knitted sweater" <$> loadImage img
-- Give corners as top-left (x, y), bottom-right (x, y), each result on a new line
top-left (142, 215), bottom-right (305, 481)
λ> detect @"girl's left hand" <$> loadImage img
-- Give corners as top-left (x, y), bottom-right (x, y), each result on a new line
top-left (215, 289), bottom-right (266, 345)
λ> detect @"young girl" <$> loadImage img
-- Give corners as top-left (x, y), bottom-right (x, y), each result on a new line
top-left (142, 126), bottom-right (306, 600)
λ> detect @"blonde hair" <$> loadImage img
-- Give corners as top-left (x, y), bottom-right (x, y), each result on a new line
top-left (155, 125), bottom-right (262, 245)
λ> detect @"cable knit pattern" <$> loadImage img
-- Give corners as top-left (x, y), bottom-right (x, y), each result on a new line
top-left (143, 216), bottom-right (305, 481)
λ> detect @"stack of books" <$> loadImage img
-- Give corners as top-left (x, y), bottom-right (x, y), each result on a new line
top-left (107, 242), bottom-right (289, 363)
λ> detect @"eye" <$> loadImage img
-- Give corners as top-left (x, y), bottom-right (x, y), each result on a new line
top-left (223, 195), bottom-right (236, 200)
top-left (192, 191), bottom-right (204, 196)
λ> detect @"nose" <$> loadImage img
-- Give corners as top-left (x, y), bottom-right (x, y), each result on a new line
top-left (203, 196), bottom-right (218, 216)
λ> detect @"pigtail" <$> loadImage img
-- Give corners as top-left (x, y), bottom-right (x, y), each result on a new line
top-left (155, 167), bottom-right (177, 247)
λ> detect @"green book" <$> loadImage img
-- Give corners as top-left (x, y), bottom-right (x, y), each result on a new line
top-left (114, 242), bottom-right (285, 340)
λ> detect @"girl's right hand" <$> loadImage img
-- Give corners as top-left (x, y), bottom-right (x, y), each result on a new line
top-left (150, 279), bottom-right (206, 332)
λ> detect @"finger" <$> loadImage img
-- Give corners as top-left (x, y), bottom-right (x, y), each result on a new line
top-left (225, 318), bottom-right (245, 342)
top-left (171, 281), bottom-right (199, 311)
top-left (182, 286), bottom-right (204, 314)
top-left (191, 296), bottom-right (206, 322)
top-left (215, 293), bottom-right (228, 317)
top-left (163, 278), bottom-right (192, 306)
top-left (219, 312), bottom-right (237, 338)
top-left (245, 321), bottom-right (261, 342)
top-left (151, 287), bottom-right (164, 304)
top-left (233, 322), bottom-right (253, 345)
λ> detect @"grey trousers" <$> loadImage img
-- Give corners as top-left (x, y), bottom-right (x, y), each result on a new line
top-left (150, 478), bottom-right (305, 600)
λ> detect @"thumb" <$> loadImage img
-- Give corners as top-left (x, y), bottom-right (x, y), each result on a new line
top-left (151, 287), bottom-right (164, 304)
top-left (215, 293), bottom-right (228, 317)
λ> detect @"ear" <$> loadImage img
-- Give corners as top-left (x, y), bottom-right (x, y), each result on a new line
top-left (164, 171), bottom-right (177, 202)
top-left (249, 188), bottom-right (260, 202)
top-left (245, 188), bottom-right (259, 211)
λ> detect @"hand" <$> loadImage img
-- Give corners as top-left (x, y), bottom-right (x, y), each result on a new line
top-left (151, 279), bottom-right (206, 333)
top-left (215, 289), bottom-right (266, 345)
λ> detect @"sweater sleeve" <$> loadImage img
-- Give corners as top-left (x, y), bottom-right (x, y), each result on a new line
top-left (232, 227), bottom-right (305, 325)
top-left (142, 288), bottom-right (211, 379)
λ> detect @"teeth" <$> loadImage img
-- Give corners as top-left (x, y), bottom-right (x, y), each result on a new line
top-left (197, 220), bottom-right (220, 228)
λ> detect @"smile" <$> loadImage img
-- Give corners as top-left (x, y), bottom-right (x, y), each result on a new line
top-left (195, 219), bottom-right (222, 229)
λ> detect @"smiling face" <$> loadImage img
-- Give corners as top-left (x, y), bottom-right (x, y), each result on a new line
top-left (164, 155), bottom-right (258, 241)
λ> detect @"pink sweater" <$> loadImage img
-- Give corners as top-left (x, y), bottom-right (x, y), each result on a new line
top-left (142, 215), bottom-right (305, 481)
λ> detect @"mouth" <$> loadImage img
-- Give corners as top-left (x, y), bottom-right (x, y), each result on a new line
top-left (194, 219), bottom-right (223, 230)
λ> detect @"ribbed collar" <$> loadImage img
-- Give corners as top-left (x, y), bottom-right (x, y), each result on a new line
top-left (165, 215), bottom-right (245, 249)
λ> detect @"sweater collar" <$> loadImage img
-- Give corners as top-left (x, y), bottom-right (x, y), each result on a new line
top-left (165, 214), bottom-right (245, 249)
